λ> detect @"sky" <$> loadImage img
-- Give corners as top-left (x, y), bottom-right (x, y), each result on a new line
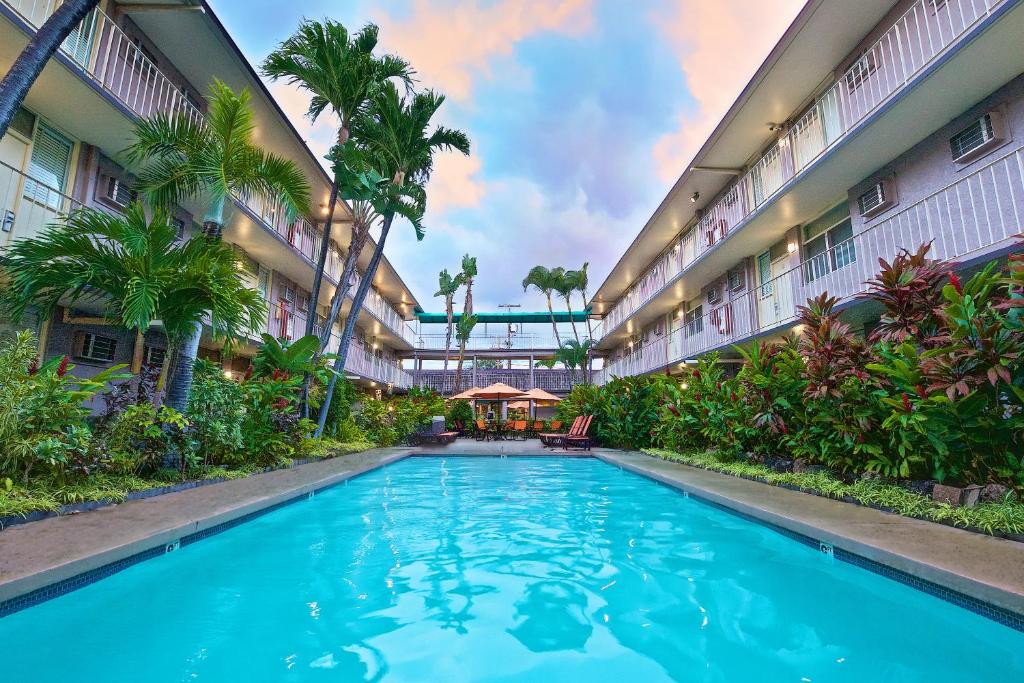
top-left (210, 0), bottom-right (804, 318)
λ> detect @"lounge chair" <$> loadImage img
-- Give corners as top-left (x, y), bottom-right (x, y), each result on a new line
top-left (511, 420), bottom-right (528, 440)
top-left (474, 419), bottom-right (489, 441)
top-left (539, 416), bottom-right (581, 447)
top-left (563, 415), bottom-right (594, 451)
top-left (530, 420), bottom-right (544, 438)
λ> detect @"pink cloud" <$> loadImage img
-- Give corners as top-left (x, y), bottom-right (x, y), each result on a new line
top-left (373, 0), bottom-right (594, 102)
top-left (652, 0), bottom-right (804, 181)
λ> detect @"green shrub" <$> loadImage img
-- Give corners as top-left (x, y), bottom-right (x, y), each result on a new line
top-left (103, 404), bottom-right (188, 476)
top-left (446, 399), bottom-right (474, 428)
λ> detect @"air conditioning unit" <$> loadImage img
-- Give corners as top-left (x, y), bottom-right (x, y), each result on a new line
top-left (950, 112), bottom-right (1003, 164)
top-left (706, 286), bottom-right (722, 305)
top-left (103, 177), bottom-right (137, 209)
top-left (728, 267), bottom-right (745, 292)
top-left (857, 179), bottom-right (895, 219)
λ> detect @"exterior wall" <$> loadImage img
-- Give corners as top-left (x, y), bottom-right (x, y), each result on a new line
top-left (848, 71), bottom-right (1024, 255)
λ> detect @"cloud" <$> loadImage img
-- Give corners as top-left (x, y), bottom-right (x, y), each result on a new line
top-left (651, 0), bottom-right (804, 181)
top-left (427, 152), bottom-right (485, 214)
top-left (372, 0), bottom-right (594, 102)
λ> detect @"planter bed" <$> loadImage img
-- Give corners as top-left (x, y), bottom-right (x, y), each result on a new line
top-left (0, 441), bottom-right (374, 530)
top-left (643, 448), bottom-right (1024, 542)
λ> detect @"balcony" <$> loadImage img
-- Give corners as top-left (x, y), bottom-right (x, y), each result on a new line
top-left (237, 191), bottom-right (416, 346)
top-left (598, 143), bottom-right (1024, 382)
top-left (263, 299), bottom-right (412, 389)
top-left (1, 0), bottom-right (202, 125)
top-left (598, 0), bottom-right (1009, 342)
top-left (414, 333), bottom-right (562, 353)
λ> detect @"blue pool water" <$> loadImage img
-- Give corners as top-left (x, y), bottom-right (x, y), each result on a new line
top-left (2, 456), bottom-right (1023, 681)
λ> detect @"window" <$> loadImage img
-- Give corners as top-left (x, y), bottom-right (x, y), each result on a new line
top-left (62, 9), bottom-right (96, 66)
top-left (845, 50), bottom-right (878, 92)
top-left (757, 251), bottom-right (774, 298)
top-left (75, 332), bottom-right (117, 363)
top-left (24, 123), bottom-right (73, 207)
top-left (950, 113), bottom-right (1000, 163)
top-left (282, 285), bottom-right (296, 304)
top-left (683, 304), bottom-right (703, 338)
top-left (129, 37), bottom-right (160, 82)
top-left (297, 291), bottom-right (310, 313)
top-left (804, 217), bottom-right (855, 282)
top-left (9, 106), bottom-right (35, 139)
top-left (143, 345), bottom-right (166, 368)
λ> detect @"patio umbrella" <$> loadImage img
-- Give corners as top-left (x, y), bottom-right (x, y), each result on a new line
top-left (472, 382), bottom-right (523, 399)
top-left (473, 382), bottom-right (525, 420)
top-left (514, 387), bottom-right (562, 419)
top-left (451, 387), bottom-right (482, 400)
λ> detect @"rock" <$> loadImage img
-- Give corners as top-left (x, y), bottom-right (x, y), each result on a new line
top-left (980, 483), bottom-right (1011, 503)
top-left (903, 480), bottom-right (935, 497)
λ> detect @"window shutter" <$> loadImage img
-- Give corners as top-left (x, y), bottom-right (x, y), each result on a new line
top-left (25, 124), bottom-right (73, 206)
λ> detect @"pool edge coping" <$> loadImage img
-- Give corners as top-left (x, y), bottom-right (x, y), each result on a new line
top-left (592, 449), bottom-right (1024, 631)
top-left (0, 448), bottom-right (415, 615)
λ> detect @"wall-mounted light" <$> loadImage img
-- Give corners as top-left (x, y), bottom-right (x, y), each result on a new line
top-left (690, 191), bottom-right (700, 203)
top-left (680, 382), bottom-right (689, 390)
top-left (787, 241), bottom-right (797, 253)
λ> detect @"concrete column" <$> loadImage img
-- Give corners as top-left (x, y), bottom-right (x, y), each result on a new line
top-left (472, 355), bottom-right (477, 387)
top-left (529, 354), bottom-right (535, 389)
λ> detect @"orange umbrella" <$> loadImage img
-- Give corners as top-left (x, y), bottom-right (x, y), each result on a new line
top-left (472, 382), bottom-right (523, 399)
top-left (515, 388), bottom-right (562, 403)
top-left (451, 387), bottom-right (482, 400)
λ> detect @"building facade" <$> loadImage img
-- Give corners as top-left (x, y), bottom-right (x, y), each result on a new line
top-left (591, 0), bottom-right (1024, 382)
top-left (0, 0), bottom-right (419, 393)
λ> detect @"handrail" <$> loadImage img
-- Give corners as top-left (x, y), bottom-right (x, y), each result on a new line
top-left (599, 0), bottom-right (1007, 340)
top-left (598, 145), bottom-right (1024, 382)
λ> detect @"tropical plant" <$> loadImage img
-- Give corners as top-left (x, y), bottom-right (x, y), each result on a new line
top-left (1, 204), bottom-right (265, 397)
top-left (318, 82), bottom-right (470, 433)
top-left (453, 313), bottom-right (478, 394)
top-left (125, 80), bottom-right (311, 411)
top-left (864, 242), bottom-right (951, 346)
top-left (447, 399), bottom-right (474, 429)
top-left (103, 404), bottom-right (189, 477)
top-left (554, 339), bottom-right (594, 382)
top-left (252, 334), bottom-right (332, 379)
top-left (186, 359), bottom-right (246, 468)
top-left (434, 268), bottom-right (464, 372)
top-left (0, 0), bottom-right (100, 139)
top-left (522, 265), bottom-right (563, 347)
top-left (550, 266), bottom-right (580, 343)
top-left (0, 331), bottom-right (128, 483)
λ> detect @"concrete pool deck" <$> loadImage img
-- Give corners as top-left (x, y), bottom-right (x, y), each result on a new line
top-left (1, 440), bottom-right (1023, 623)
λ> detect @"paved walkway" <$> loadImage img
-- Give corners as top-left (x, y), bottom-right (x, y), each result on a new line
top-left (2, 441), bottom-right (1023, 622)
top-left (595, 450), bottom-right (1024, 617)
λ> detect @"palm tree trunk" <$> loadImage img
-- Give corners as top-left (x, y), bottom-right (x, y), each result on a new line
top-left (454, 341), bottom-right (466, 394)
top-left (443, 298), bottom-right (453, 372)
top-left (316, 212), bottom-right (394, 436)
top-left (545, 294), bottom-right (561, 347)
top-left (565, 296), bottom-right (579, 342)
top-left (164, 322), bottom-right (201, 412)
top-left (0, 0), bottom-right (99, 139)
top-left (300, 182), bottom-right (340, 417)
top-left (317, 218), bottom-right (370, 353)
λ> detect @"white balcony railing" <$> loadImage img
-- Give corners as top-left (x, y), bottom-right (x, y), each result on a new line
top-left (598, 144), bottom-right (1024, 383)
top-left (415, 333), bottom-right (563, 352)
top-left (599, 0), bottom-right (1008, 341)
top-left (2, 0), bottom-right (203, 125)
top-left (263, 299), bottom-right (412, 388)
top-left (237, 191), bottom-right (414, 345)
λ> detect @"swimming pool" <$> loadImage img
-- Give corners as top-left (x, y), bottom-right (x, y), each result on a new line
top-left (1, 456), bottom-right (1022, 681)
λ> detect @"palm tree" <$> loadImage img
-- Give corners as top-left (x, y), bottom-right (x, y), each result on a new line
top-left (453, 314), bottom-right (478, 395)
top-left (551, 266), bottom-right (580, 343)
top-left (261, 21), bottom-right (413, 359)
top-left (555, 339), bottom-right (594, 383)
top-left (522, 266), bottom-right (562, 347)
top-left (316, 82), bottom-right (470, 435)
top-left (567, 262), bottom-right (593, 341)
top-left (434, 268), bottom-right (464, 372)
top-left (460, 254), bottom-right (478, 316)
top-left (0, 0), bottom-right (100, 139)
top-left (1, 203), bottom-right (265, 393)
top-left (124, 80), bottom-right (311, 411)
